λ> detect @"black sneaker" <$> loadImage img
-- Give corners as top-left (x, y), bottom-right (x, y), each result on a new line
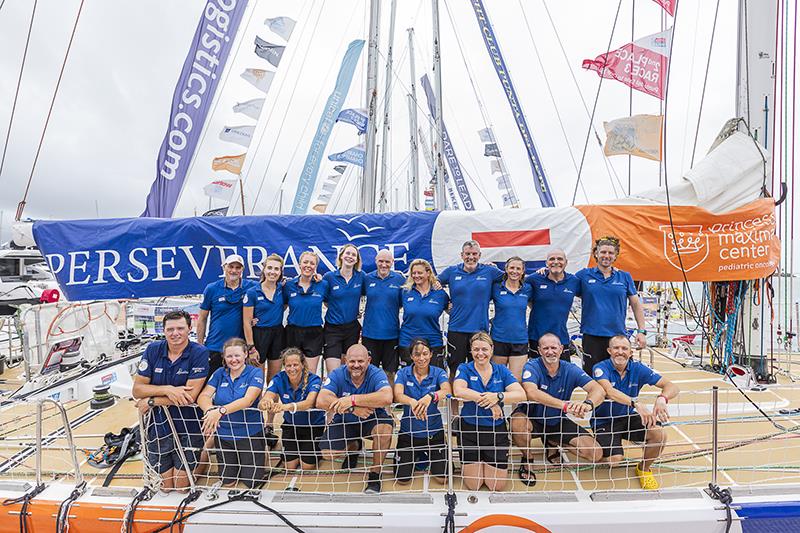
top-left (364, 472), bottom-right (381, 494)
top-left (342, 439), bottom-right (362, 469)
top-left (264, 426), bottom-right (279, 450)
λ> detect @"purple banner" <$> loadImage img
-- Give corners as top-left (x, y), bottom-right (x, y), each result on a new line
top-left (142, 0), bottom-right (250, 218)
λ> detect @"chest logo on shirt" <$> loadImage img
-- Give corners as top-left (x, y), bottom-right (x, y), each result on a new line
top-left (455, 276), bottom-right (462, 280)
top-left (290, 292), bottom-right (297, 297)
top-left (500, 291), bottom-right (508, 295)
top-left (176, 369), bottom-right (188, 375)
top-left (369, 283), bottom-right (376, 287)
top-left (612, 281), bottom-right (624, 286)
top-left (138, 360), bottom-right (148, 372)
top-left (218, 297), bottom-right (226, 302)
top-left (333, 286), bottom-right (340, 290)
top-left (588, 279), bottom-right (596, 284)
top-left (406, 381), bottom-right (415, 386)
top-left (540, 285), bottom-right (548, 289)
top-left (192, 367), bottom-right (205, 373)
top-left (563, 289), bottom-right (574, 294)
top-left (154, 368), bottom-right (163, 373)
top-left (469, 376), bottom-right (478, 381)
top-left (407, 297), bottom-right (414, 301)
top-left (257, 296), bottom-right (264, 301)
top-left (221, 382), bottom-right (229, 387)
top-left (477, 276), bottom-right (487, 281)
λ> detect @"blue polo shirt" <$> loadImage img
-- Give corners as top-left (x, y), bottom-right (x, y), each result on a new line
top-left (592, 358), bottom-right (662, 428)
top-left (200, 279), bottom-right (257, 351)
top-left (521, 357), bottom-right (592, 426)
top-left (438, 263), bottom-right (503, 333)
top-left (491, 280), bottom-right (532, 344)
top-left (243, 284), bottom-right (285, 328)
top-left (454, 362), bottom-right (516, 427)
top-left (322, 364), bottom-right (391, 424)
top-left (323, 269), bottom-right (365, 325)
top-left (266, 371), bottom-right (325, 426)
top-left (575, 267), bottom-right (637, 337)
top-left (398, 287), bottom-right (449, 348)
top-left (137, 340), bottom-right (209, 437)
top-left (526, 273), bottom-right (581, 345)
top-left (283, 277), bottom-right (329, 327)
top-left (207, 365), bottom-right (264, 439)
top-left (362, 270), bottom-right (405, 340)
top-left (395, 365), bottom-right (448, 436)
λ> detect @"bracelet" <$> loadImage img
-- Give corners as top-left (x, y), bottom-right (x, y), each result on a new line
top-left (657, 394), bottom-right (669, 404)
top-left (290, 403), bottom-right (297, 413)
top-left (636, 329), bottom-right (647, 334)
top-left (562, 402), bottom-right (569, 413)
top-left (434, 392), bottom-right (439, 403)
top-left (351, 395), bottom-right (357, 407)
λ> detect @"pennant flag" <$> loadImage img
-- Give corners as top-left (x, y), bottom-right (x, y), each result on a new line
top-left (484, 143), bottom-right (500, 157)
top-left (219, 125), bottom-right (255, 147)
top-left (265, 16), bottom-right (296, 40)
top-left (502, 193), bottom-right (517, 207)
top-left (241, 68), bottom-right (275, 93)
top-left (336, 108), bottom-right (368, 135)
top-left (328, 144), bottom-right (365, 167)
top-left (652, 0), bottom-right (677, 16)
top-left (478, 127), bottom-right (495, 143)
top-left (254, 36), bottom-right (285, 67)
top-left (233, 98), bottom-right (265, 120)
top-left (333, 164), bottom-right (347, 174)
top-left (603, 114), bottom-right (664, 161)
top-left (582, 28), bottom-right (672, 100)
top-left (321, 182), bottom-right (338, 194)
top-left (141, 0), bottom-right (249, 218)
top-left (317, 192), bottom-right (332, 202)
top-left (496, 174), bottom-right (511, 188)
top-left (292, 40), bottom-right (365, 214)
top-left (212, 153), bottom-right (246, 174)
top-left (203, 179), bottom-right (237, 201)
top-left (326, 173), bottom-right (342, 184)
top-left (202, 206), bottom-right (229, 217)
top-left (311, 203), bottom-right (327, 213)
top-left (490, 159), bottom-right (502, 174)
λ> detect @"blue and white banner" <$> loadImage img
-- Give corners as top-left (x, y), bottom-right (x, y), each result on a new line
top-left (142, 0), bottom-right (250, 218)
top-left (328, 144), bottom-right (365, 167)
top-left (291, 40), bottom-right (365, 214)
top-left (336, 108), bottom-right (368, 135)
top-left (420, 75), bottom-right (474, 211)
top-left (469, 0), bottom-right (555, 208)
top-left (33, 205), bottom-right (599, 300)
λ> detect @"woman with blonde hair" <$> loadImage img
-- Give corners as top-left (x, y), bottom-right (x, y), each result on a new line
top-left (322, 244), bottom-right (365, 373)
top-left (262, 347), bottom-right (325, 470)
top-left (490, 256), bottom-right (533, 381)
top-left (398, 259), bottom-right (449, 369)
top-left (283, 251), bottom-right (329, 373)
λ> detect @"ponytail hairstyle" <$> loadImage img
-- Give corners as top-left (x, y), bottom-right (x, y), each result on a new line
top-left (280, 346), bottom-right (309, 393)
top-left (259, 253), bottom-right (285, 283)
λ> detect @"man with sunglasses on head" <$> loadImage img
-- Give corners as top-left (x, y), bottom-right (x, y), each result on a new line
top-left (197, 254), bottom-right (258, 375)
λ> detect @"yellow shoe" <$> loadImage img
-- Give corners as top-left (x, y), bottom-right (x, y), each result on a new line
top-left (636, 464), bottom-right (659, 490)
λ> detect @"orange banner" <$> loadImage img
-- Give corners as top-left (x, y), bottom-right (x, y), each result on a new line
top-left (576, 198), bottom-right (780, 281)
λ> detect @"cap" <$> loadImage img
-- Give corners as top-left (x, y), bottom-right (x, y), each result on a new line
top-left (222, 254), bottom-right (245, 267)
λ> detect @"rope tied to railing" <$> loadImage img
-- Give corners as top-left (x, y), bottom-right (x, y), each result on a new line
top-left (2, 482), bottom-right (46, 533)
top-left (442, 492), bottom-right (458, 533)
top-left (170, 489), bottom-right (201, 533)
top-left (122, 486), bottom-right (153, 533)
top-left (707, 483), bottom-right (733, 533)
top-left (55, 480), bottom-right (87, 533)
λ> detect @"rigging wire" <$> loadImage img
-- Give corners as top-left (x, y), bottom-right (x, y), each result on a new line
top-left (678, 0), bottom-right (703, 171)
top-left (16, 0), bottom-right (85, 222)
top-left (569, 0), bottom-right (624, 206)
top-left (689, 0), bottom-right (722, 168)
top-left (0, 0), bottom-right (36, 186)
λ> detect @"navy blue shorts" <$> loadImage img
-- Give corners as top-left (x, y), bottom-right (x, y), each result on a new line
top-left (319, 413), bottom-right (395, 451)
top-left (146, 431), bottom-right (204, 474)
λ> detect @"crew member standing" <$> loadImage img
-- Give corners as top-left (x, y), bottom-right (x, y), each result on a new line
top-left (362, 249), bottom-right (405, 382)
top-left (322, 244), bottom-right (365, 374)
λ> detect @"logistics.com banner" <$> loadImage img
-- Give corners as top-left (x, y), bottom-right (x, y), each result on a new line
top-left (32, 199), bottom-right (779, 301)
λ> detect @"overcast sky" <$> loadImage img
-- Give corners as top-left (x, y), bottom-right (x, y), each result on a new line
top-left (0, 1), bottom-right (793, 243)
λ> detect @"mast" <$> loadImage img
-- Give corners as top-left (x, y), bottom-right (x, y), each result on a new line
top-left (378, 0), bottom-right (397, 213)
top-left (360, 0), bottom-right (381, 213)
top-left (431, 0), bottom-right (446, 210)
top-left (407, 28), bottom-right (420, 211)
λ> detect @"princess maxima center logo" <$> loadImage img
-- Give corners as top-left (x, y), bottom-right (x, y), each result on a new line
top-left (659, 225), bottom-right (709, 272)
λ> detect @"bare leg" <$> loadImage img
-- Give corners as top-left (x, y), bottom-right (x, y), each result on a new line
top-left (482, 463), bottom-right (508, 491)
top-left (507, 356), bottom-right (527, 382)
top-left (566, 435), bottom-right (603, 463)
top-left (325, 356), bottom-right (342, 374)
top-left (641, 427), bottom-right (666, 470)
top-left (461, 463), bottom-right (483, 491)
top-left (369, 423), bottom-right (392, 474)
top-left (305, 356), bottom-right (321, 375)
top-left (510, 413), bottom-right (533, 461)
top-left (491, 355), bottom-right (509, 366)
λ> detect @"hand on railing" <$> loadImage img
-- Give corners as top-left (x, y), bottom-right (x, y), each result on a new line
top-left (201, 408), bottom-right (223, 437)
top-left (163, 385), bottom-right (196, 406)
top-left (410, 395), bottom-right (432, 420)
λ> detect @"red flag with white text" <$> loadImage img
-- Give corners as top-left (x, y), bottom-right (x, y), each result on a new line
top-left (582, 28), bottom-right (672, 100)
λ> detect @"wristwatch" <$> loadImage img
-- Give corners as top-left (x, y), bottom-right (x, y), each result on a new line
top-left (497, 392), bottom-right (505, 403)
top-left (218, 406), bottom-right (228, 415)
top-left (147, 397), bottom-right (155, 408)
top-left (582, 399), bottom-right (594, 411)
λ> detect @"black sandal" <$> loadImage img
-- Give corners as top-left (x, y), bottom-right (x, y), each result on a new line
top-left (546, 449), bottom-right (562, 465)
top-left (517, 460), bottom-right (537, 487)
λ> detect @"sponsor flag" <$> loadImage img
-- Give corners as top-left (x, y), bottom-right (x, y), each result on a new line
top-left (292, 40), bottom-right (365, 214)
top-left (484, 143), bottom-right (500, 157)
top-left (240, 68), bottom-right (275, 93)
top-left (652, 0), bottom-right (677, 16)
top-left (327, 144), bottom-right (365, 167)
top-left (603, 114), bottom-right (664, 161)
top-left (142, 0), bottom-right (249, 218)
top-left (321, 182), bottom-right (338, 194)
top-left (220, 125), bottom-right (255, 147)
top-left (502, 193), bottom-right (515, 207)
top-left (496, 174), bottom-right (511, 188)
top-left (201, 206), bottom-right (228, 217)
top-left (333, 164), bottom-right (347, 174)
top-left (311, 203), bottom-right (327, 213)
top-left (233, 98), bottom-right (265, 120)
top-left (212, 153), bottom-right (246, 174)
top-left (254, 36), bottom-right (285, 67)
top-left (478, 127), bottom-right (495, 143)
top-left (317, 192), bottom-right (332, 202)
top-left (265, 16), bottom-right (296, 40)
top-left (490, 159), bottom-right (503, 174)
top-left (582, 28), bottom-right (672, 100)
top-left (203, 179), bottom-right (237, 201)
top-left (336, 108), bottom-right (368, 135)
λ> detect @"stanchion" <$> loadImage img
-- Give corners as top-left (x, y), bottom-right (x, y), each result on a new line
top-left (711, 386), bottom-right (719, 485)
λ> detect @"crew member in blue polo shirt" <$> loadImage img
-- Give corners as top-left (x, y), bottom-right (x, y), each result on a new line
top-left (197, 338), bottom-right (265, 488)
top-left (316, 344), bottom-right (394, 494)
top-left (362, 249), bottom-right (405, 382)
top-left (576, 236), bottom-right (647, 374)
top-left (453, 332), bottom-right (526, 492)
top-left (510, 333), bottom-right (604, 485)
top-left (198, 254), bottom-right (257, 375)
top-left (262, 347), bottom-right (325, 470)
top-left (243, 253), bottom-right (286, 372)
top-left (438, 240), bottom-right (503, 377)
top-left (526, 248), bottom-right (581, 360)
top-left (133, 310), bottom-right (209, 490)
top-left (283, 251), bottom-right (329, 373)
top-left (398, 259), bottom-right (449, 369)
top-left (592, 335), bottom-right (679, 490)
top-left (393, 338), bottom-right (452, 484)
top-left (490, 256), bottom-right (533, 381)
top-left (323, 244), bottom-right (365, 373)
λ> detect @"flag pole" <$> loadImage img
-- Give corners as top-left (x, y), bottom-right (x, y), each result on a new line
top-left (378, 0), bottom-right (397, 213)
